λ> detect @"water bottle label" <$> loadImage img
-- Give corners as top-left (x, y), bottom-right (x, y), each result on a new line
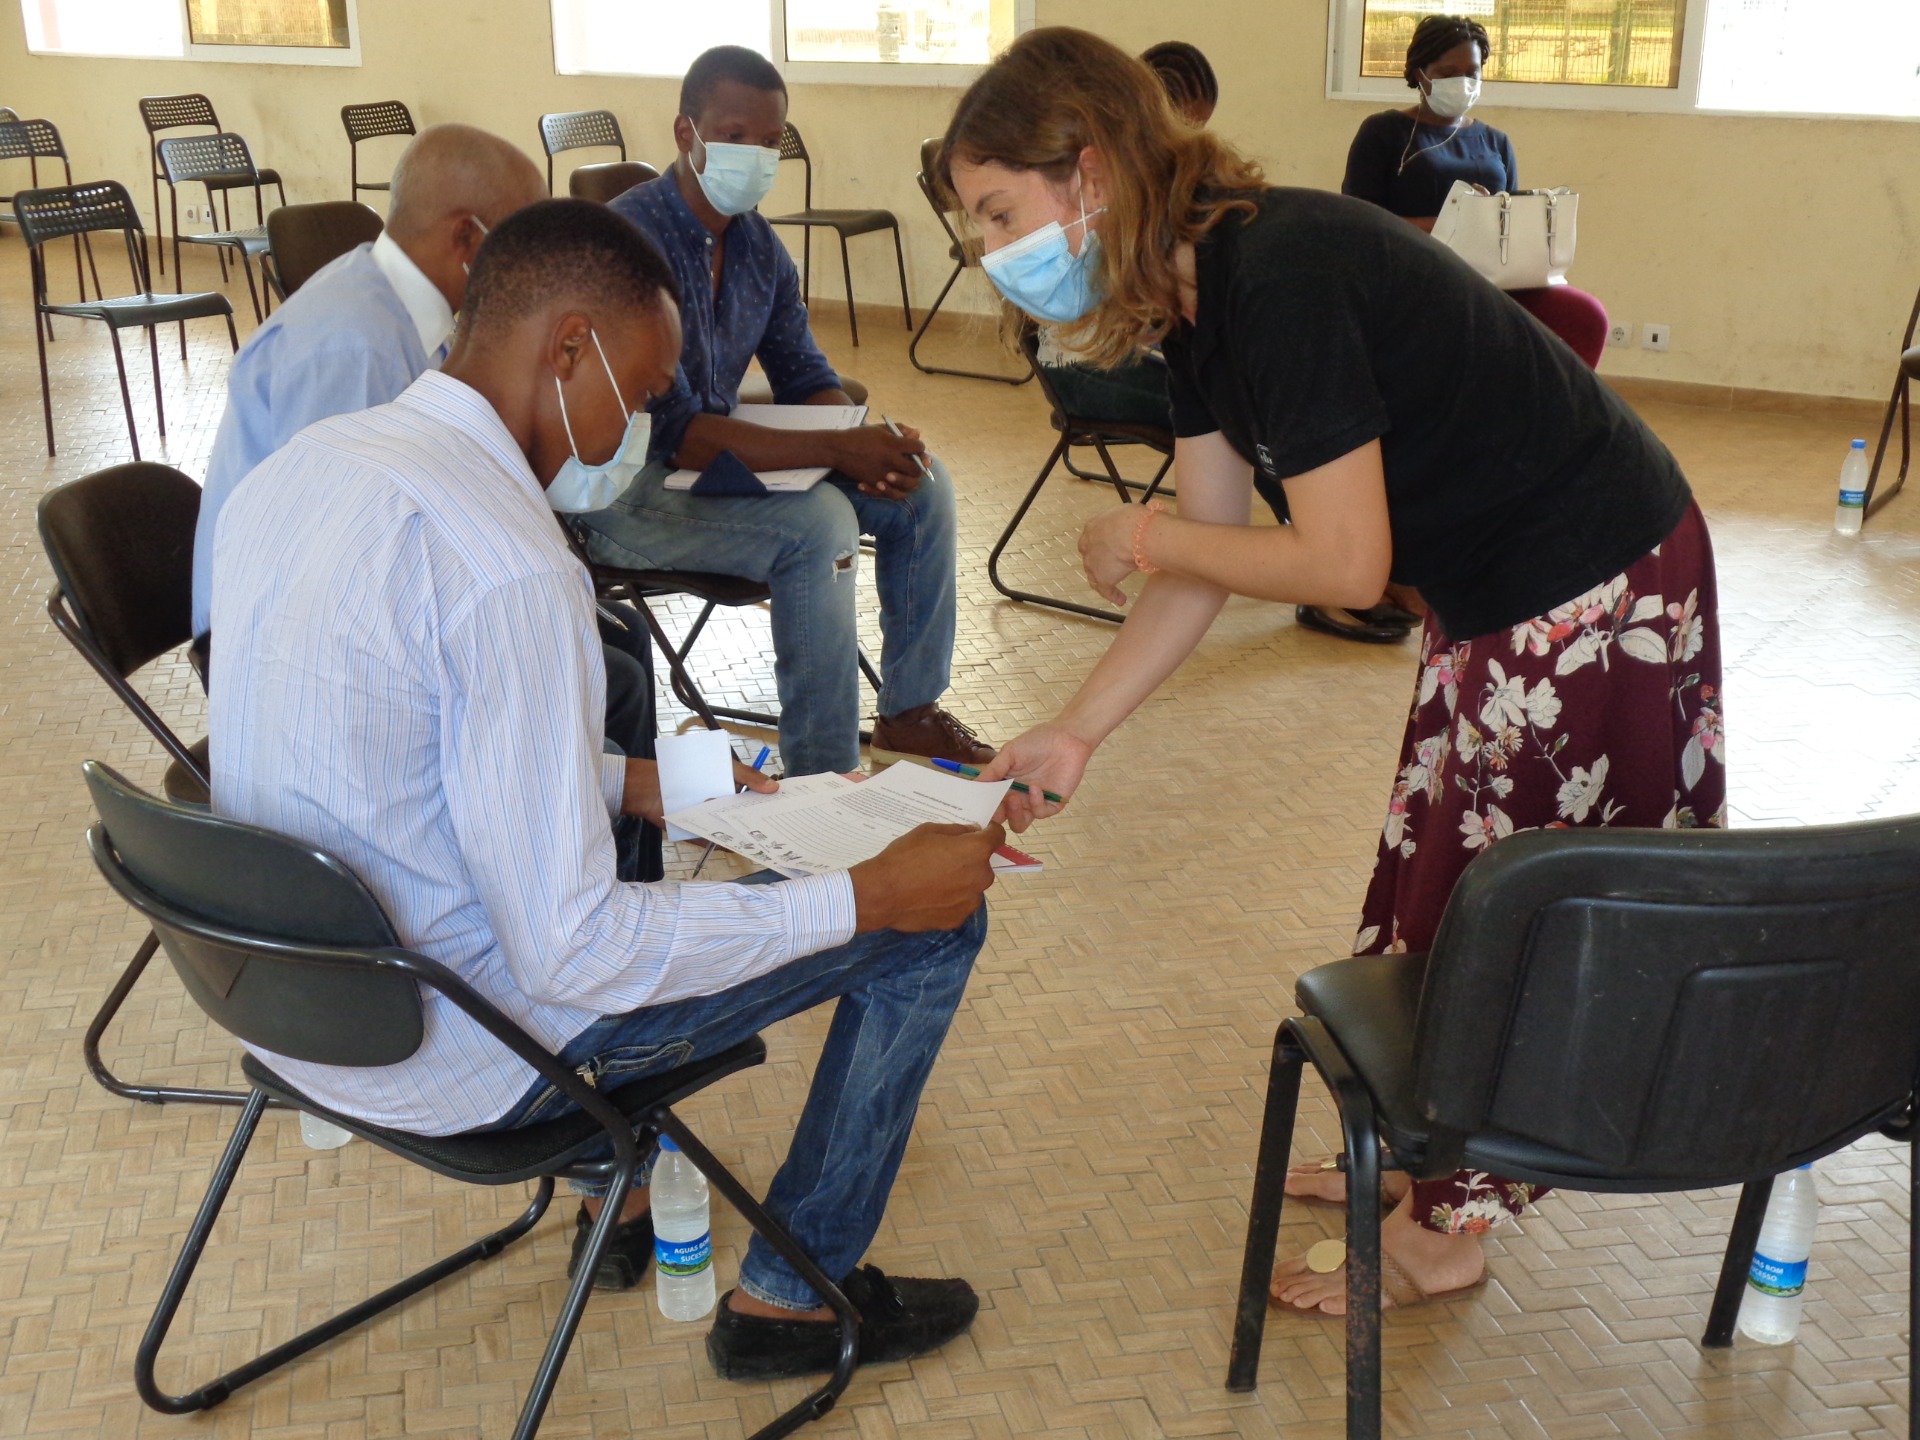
top-left (1840, 489), bottom-right (1866, 506)
top-left (1747, 1252), bottom-right (1807, 1297)
top-left (655, 1232), bottom-right (712, 1277)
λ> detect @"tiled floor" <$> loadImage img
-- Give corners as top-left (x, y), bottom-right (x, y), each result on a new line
top-left (3, 237), bottom-right (1918, 1438)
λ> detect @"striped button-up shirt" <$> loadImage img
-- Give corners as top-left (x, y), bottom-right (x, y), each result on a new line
top-left (209, 371), bottom-right (857, 1134)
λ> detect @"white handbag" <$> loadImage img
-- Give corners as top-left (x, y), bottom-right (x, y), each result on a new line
top-left (1429, 180), bottom-right (1578, 290)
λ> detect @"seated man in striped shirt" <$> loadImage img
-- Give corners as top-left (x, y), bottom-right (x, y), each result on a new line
top-left (208, 200), bottom-right (999, 1381)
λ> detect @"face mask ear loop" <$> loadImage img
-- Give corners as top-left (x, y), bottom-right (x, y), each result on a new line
top-left (589, 328), bottom-right (631, 422)
top-left (553, 373), bottom-right (581, 460)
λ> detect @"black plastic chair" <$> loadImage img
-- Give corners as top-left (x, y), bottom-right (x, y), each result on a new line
top-left (38, 464), bottom-right (240, 1109)
top-left (138, 94), bottom-right (285, 277)
top-left (80, 761), bottom-right (858, 1440)
top-left (1225, 819), bottom-right (1920, 1440)
top-left (14, 182), bottom-right (238, 460)
top-left (539, 109), bottom-right (625, 194)
top-left (156, 132), bottom-right (272, 322)
top-left (340, 99), bottom-right (415, 202)
top-left (988, 327), bottom-right (1174, 624)
top-left (764, 123), bottom-right (909, 349)
top-left (568, 159), bottom-right (659, 205)
top-left (1863, 281), bottom-right (1920, 523)
top-left (266, 199), bottom-right (382, 297)
top-left (909, 138), bottom-right (1027, 385)
top-left (0, 117), bottom-right (102, 315)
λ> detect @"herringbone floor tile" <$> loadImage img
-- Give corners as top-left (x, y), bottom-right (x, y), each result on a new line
top-left (2, 239), bottom-right (1916, 1437)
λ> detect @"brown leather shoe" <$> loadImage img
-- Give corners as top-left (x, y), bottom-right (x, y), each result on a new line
top-left (867, 704), bottom-right (996, 769)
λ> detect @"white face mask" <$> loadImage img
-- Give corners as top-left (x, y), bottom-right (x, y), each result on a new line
top-left (548, 329), bottom-right (650, 514)
top-left (460, 215), bottom-right (489, 277)
top-left (1422, 72), bottom-right (1481, 120)
top-left (690, 122), bottom-right (782, 217)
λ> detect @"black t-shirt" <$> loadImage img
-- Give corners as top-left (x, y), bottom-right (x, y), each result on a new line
top-left (1342, 110), bottom-right (1517, 220)
top-left (1160, 188), bottom-right (1691, 639)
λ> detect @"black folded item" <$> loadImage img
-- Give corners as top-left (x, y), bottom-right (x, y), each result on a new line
top-left (689, 451), bottom-right (769, 497)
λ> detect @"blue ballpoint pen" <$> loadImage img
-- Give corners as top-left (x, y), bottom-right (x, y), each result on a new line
top-left (881, 413), bottom-right (936, 482)
top-left (929, 755), bottom-right (1066, 806)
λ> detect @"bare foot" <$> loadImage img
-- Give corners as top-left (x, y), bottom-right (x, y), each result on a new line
top-left (1283, 1156), bottom-right (1413, 1207)
top-left (1269, 1191), bottom-right (1486, 1316)
top-left (582, 1185), bottom-right (651, 1226)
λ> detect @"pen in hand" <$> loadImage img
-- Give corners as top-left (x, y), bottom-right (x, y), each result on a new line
top-left (691, 744), bottom-right (772, 878)
top-left (929, 756), bottom-right (1067, 807)
top-left (880, 413), bottom-right (936, 483)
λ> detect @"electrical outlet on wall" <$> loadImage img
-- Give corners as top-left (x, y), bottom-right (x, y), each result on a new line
top-left (1642, 322), bottom-right (1672, 353)
top-left (181, 204), bottom-right (198, 224)
top-left (1608, 321), bottom-right (1633, 348)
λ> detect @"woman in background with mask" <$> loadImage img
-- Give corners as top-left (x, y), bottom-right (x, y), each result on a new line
top-left (1343, 14), bottom-right (1610, 370)
top-left (943, 27), bottom-right (1724, 1316)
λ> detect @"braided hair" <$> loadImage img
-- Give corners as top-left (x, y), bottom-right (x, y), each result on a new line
top-left (1403, 14), bottom-right (1490, 88)
top-left (1141, 40), bottom-right (1219, 117)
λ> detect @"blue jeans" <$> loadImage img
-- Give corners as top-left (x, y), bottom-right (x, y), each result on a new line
top-left (486, 882), bottom-right (986, 1311)
top-left (570, 458), bottom-right (960, 776)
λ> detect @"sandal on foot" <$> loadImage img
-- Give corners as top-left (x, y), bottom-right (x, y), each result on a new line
top-left (1294, 604), bottom-right (1415, 644)
top-left (1283, 1155), bottom-right (1411, 1209)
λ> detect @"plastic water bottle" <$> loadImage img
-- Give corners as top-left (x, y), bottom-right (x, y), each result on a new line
top-left (652, 1133), bottom-right (716, 1320)
top-left (1835, 438), bottom-right (1868, 535)
top-left (1738, 1164), bottom-right (1818, 1345)
top-left (299, 1112), bottom-right (352, 1150)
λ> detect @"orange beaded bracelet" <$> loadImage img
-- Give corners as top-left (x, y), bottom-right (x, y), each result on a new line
top-left (1132, 499), bottom-right (1166, 575)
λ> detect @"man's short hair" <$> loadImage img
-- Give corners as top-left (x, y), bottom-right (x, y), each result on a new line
top-left (462, 199), bottom-right (680, 336)
top-left (680, 45), bottom-right (787, 120)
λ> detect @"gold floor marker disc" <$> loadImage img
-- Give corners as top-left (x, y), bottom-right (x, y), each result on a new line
top-left (1305, 1238), bottom-right (1347, 1275)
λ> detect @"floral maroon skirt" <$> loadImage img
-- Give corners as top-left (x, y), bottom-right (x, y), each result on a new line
top-left (1357, 502), bottom-right (1724, 1235)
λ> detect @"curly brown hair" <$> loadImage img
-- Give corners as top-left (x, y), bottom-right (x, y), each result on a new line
top-left (936, 26), bottom-right (1264, 368)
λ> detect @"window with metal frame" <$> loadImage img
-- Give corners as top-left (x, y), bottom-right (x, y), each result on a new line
top-left (549, 0), bottom-right (1033, 86)
top-left (20, 0), bottom-right (360, 63)
top-left (1329, 0), bottom-right (1920, 118)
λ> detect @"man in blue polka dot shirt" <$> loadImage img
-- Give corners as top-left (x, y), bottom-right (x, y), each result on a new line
top-left (570, 45), bottom-right (994, 779)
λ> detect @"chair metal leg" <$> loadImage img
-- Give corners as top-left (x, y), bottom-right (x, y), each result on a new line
top-left (1864, 374), bottom-right (1910, 520)
top-left (1908, 1125), bottom-right (1917, 1440)
top-left (33, 298), bottom-right (55, 457)
top-left (908, 260), bottom-right (1029, 385)
top-left (892, 225), bottom-right (912, 330)
top-left (148, 323), bottom-right (166, 439)
top-left (86, 930), bottom-right (262, 1107)
top-left (107, 328), bottom-right (141, 461)
top-left (153, 174), bottom-right (165, 275)
top-left (1226, 1022), bottom-right (1307, 1392)
top-left (1340, 1098), bottom-right (1385, 1440)
top-left (235, 248), bottom-right (263, 324)
top-left (801, 226), bottom-right (812, 308)
top-left (137, 1088), bottom-right (555, 1418)
top-left (1702, 1176), bottom-right (1774, 1348)
top-left (657, 1110), bottom-right (859, 1439)
top-left (988, 437), bottom-right (1171, 624)
top-left (839, 233), bottom-right (860, 347)
top-left (511, 1162), bottom-right (632, 1439)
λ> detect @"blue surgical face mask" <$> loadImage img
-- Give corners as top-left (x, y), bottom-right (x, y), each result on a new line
top-left (691, 122), bottom-right (781, 217)
top-left (980, 189), bottom-right (1107, 324)
top-left (548, 329), bottom-right (650, 514)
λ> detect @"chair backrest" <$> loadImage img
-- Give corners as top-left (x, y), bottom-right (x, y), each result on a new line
top-left (567, 159), bottom-right (658, 205)
top-left (13, 182), bottom-right (147, 297)
top-left (341, 99), bottom-right (415, 144)
top-left (140, 92), bottom-right (219, 136)
top-left (267, 200), bottom-right (382, 295)
top-left (1018, 325), bottom-right (1070, 428)
top-left (0, 116), bottom-right (67, 163)
top-left (1413, 819), bottom-right (1920, 1185)
top-left (0, 105), bottom-right (19, 123)
top-left (777, 122), bottom-right (814, 206)
top-left (915, 137), bottom-right (969, 255)
top-left (540, 109), bottom-right (624, 158)
top-left (38, 463), bottom-right (198, 679)
top-left (157, 131), bottom-right (257, 188)
top-left (82, 761), bottom-right (425, 1067)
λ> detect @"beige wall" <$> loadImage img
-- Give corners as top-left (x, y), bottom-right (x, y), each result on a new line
top-left (5, 0), bottom-right (1916, 400)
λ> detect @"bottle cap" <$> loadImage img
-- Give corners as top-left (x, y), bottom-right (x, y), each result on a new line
top-left (657, 1132), bottom-right (680, 1152)
top-left (1852, 439), bottom-right (1867, 448)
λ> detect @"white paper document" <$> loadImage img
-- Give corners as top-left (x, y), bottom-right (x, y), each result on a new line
top-left (665, 762), bottom-right (1009, 877)
top-left (662, 403), bottom-right (869, 493)
top-left (653, 729), bottom-right (737, 842)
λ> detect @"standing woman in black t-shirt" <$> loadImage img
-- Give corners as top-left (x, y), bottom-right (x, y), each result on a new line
top-left (1343, 14), bottom-right (1610, 369)
top-left (943, 27), bottom-right (1725, 1315)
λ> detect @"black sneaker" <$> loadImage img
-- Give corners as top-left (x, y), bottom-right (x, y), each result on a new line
top-left (566, 1203), bottom-right (654, 1291)
top-left (705, 1264), bottom-right (978, 1380)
